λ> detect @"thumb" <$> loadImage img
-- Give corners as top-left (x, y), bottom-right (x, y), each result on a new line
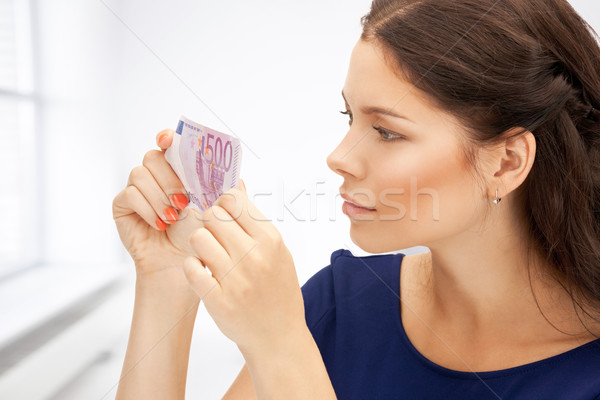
top-left (183, 256), bottom-right (221, 302)
top-left (238, 178), bottom-right (247, 194)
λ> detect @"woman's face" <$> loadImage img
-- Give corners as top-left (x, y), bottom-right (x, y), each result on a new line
top-left (327, 39), bottom-right (488, 253)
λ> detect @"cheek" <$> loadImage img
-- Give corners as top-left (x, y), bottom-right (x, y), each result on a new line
top-left (347, 139), bottom-right (487, 254)
top-left (376, 144), bottom-right (479, 225)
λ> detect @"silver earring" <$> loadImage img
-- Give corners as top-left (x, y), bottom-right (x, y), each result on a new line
top-left (493, 189), bottom-right (502, 205)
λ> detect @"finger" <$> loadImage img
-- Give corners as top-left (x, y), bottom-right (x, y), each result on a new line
top-left (161, 207), bottom-right (205, 257)
top-left (201, 205), bottom-right (255, 259)
top-left (156, 129), bottom-right (174, 151)
top-left (127, 165), bottom-right (179, 224)
top-left (238, 178), bottom-right (246, 194)
top-left (188, 227), bottom-right (233, 282)
top-left (183, 256), bottom-right (222, 303)
top-left (142, 149), bottom-right (189, 210)
top-left (113, 185), bottom-right (169, 231)
top-left (213, 188), bottom-right (270, 239)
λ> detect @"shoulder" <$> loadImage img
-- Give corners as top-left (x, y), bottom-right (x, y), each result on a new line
top-left (301, 249), bottom-right (405, 330)
top-left (519, 340), bottom-right (600, 400)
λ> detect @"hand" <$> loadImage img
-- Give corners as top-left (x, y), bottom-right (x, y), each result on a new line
top-left (182, 184), bottom-right (307, 357)
top-left (112, 129), bottom-right (208, 276)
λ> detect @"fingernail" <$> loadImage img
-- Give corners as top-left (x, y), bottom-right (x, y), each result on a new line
top-left (172, 193), bottom-right (189, 209)
top-left (165, 206), bottom-right (178, 222)
top-left (156, 218), bottom-right (168, 231)
top-left (158, 133), bottom-right (169, 146)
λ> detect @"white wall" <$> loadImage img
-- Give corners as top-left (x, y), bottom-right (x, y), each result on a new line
top-left (37, 0), bottom-right (125, 266)
top-left (571, 0), bottom-right (600, 31)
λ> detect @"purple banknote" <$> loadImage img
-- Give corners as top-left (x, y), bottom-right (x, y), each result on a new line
top-left (165, 116), bottom-right (242, 212)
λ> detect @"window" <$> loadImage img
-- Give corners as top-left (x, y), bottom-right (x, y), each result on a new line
top-left (0, 0), bottom-right (39, 276)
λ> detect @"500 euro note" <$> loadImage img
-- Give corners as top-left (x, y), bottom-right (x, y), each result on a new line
top-left (165, 116), bottom-right (242, 213)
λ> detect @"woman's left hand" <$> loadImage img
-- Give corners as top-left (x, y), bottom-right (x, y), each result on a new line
top-left (183, 180), bottom-right (308, 358)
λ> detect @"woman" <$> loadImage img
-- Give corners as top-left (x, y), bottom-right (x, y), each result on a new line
top-left (112, 0), bottom-right (600, 398)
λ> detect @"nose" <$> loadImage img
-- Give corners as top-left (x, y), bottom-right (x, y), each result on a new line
top-left (326, 130), bottom-right (366, 180)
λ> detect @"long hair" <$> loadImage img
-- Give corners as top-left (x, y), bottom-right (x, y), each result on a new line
top-left (361, 0), bottom-right (600, 332)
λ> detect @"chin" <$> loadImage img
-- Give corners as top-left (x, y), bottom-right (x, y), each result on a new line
top-left (350, 229), bottom-right (401, 254)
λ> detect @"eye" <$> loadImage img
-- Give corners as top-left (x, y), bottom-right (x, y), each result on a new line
top-left (339, 110), bottom-right (353, 125)
top-left (372, 125), bottom-right (406, 142)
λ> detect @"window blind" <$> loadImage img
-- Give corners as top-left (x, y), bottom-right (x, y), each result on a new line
top-left (0, 0), bottom-right (18, 91)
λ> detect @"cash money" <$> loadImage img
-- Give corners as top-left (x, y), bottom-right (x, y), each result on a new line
top-left (165, 116), bottom-right (242, 212)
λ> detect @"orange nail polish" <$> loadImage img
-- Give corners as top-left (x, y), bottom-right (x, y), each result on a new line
top-left (156, 218), bottom-right (168, 231)
top-left (165, 206), bottom-right (178, 222)
top-left (172, 193), bottom-right (189, 209)
top-left (158, 133), bottom-right (169, 145)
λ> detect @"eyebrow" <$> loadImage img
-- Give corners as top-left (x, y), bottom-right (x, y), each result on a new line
top-left (341, 90), bottom-right (414, 123)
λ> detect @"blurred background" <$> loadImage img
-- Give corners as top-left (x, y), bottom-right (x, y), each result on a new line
top-left (0, 0), bottom-right (598, 399)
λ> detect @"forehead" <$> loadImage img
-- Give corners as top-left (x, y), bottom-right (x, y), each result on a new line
top-left (346, 40), bottom-right (470, 131)
top-left (344, 40), bottom-right (421, 107)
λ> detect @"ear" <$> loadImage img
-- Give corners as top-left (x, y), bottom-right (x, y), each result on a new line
top-left (489, 128), bottom-right (536, 199)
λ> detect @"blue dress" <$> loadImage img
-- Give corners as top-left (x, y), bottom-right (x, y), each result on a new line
top-left (301, 249), bottom-right (600, 400)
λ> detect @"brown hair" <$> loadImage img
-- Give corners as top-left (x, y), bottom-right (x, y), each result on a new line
top-left (360, 0), bottom-right (600, 334)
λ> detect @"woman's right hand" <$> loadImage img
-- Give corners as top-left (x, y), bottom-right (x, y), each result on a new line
top-left (112, 129), bottom-right (204, 276)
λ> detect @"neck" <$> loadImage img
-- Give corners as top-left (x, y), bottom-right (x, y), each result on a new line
top-left (421, 204), bottom-right (594, 342)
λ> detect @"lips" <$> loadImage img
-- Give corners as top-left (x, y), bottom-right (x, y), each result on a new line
top-left (340, 193), bottom-right (376, 210)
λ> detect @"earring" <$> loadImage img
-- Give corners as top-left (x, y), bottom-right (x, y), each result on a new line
top-left (493, 189), bottom-right (502, 205)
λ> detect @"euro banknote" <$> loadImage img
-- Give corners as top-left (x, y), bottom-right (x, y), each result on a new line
top-left (165, 116), bottom-right (242, 213)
